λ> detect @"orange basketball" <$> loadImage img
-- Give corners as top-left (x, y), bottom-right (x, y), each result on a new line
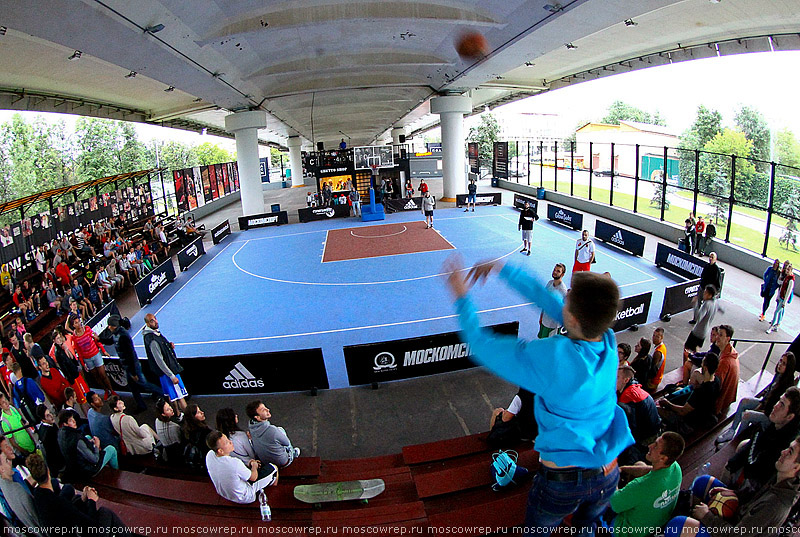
top-left (455, 31), bottom-right (489, 60)
top-left (708, 487), bottom-right (739, 519)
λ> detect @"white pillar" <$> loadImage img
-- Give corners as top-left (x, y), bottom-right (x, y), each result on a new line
top-left (430, 95), bottom-right (472, 201)
top-left (287, 136), bottom-right (304, 188)
top-left (391, 127), bottom-right (405, 146)
top-left (224, 111), bottom-right (267, 216)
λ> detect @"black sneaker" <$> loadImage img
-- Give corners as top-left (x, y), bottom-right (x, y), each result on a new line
top-left (527, 251), bottom-right (531, 256)
top-left (688, 320), bottom-right (696, 325)
top-left (520, 249), bottom-right (527, 253)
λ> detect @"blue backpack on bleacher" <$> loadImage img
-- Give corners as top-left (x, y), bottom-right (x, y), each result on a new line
top-left (491, 450), bottom-right (518, 489)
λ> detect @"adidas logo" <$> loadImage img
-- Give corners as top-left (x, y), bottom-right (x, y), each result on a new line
top-left (611, 230), bottom-right (625, 245)
top-left (403, 200), bottom-right (418, 210)
top-left (223, 362), bottom-right (265, 389)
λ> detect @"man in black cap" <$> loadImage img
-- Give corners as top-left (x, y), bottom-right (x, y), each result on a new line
top-left (101, 315), bottom-right (162, 413)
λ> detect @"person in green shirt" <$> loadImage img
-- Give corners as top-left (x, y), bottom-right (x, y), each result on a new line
top-left (610, 432), bottom-right (685, 537)
top-left (0, 394), bottom-right (36, 456)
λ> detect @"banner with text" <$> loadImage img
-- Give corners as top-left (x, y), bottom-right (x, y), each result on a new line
top-left (298, 204), bottom-right (350, 223)
top-left (455, 192), bottom-right (501, 207)
top-left (655, 243), bottom-right (708, 280)
top-left (211, 219), bottom-right (231, 245)
top-left (547, 204), bottom-right (583, 231)
top-left (468, 142), bottom-right (479, 173)
top-left (177, 237), bottom-right (206, 272)
top-left (492, 142), bottom-right (508, 179)
top-left (660, 278), bottom-right (701, 319)
top-left (513, 193), bottom-right (538, 212)
top-left (238, 211), bottom-right (289, 230)
top-left (385, 197), bottom-right (423, 213)
top-left (612, 291), bottom-right (652, 332)
top-left (594, 220), bottom-right (646, 257)
top-left (135, 258), bottom-right (176, 307)
top-left (344, 322), bottom-right (519, 386)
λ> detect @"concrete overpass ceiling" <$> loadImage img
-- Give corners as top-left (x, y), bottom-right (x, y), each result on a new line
top-left (1, 1), bottom-right (799, 148)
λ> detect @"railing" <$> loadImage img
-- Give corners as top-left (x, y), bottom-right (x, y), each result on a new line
top-left (731, 337), bottom-right (793, 374)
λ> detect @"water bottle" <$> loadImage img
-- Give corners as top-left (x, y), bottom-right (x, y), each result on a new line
top-left (259, 490), bottom-right (271, 522)
top-left (698, 461), bottom-right (711, 478)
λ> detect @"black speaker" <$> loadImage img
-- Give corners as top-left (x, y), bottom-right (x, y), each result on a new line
top-left (399, 134), bottom-right (406, 143)
top-left (317, 141), bottom-right (324, 151)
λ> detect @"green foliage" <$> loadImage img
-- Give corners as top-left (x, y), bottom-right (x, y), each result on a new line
top-left (734, 106), bottom-right (770, 163)
top-left (775, 128), bottom-right (800, 168)
top-left (678, 106), bottom-right (723, 188)
top-left (194, 142), bottom-right (232, 165)
top-left (779, 188), bottom-right (800, 251)
top-left (699, 129), bottom-right (754, 196)
top-left (467, 113), bottom-right (500, 165)
top-left (601, 100), bottom-right (666, 126)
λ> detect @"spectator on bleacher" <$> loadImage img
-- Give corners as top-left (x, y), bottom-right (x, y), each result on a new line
top-left (18, 334), bottom-right (41, 379)
top-left (81, 268), bottom-right (107, 307)
top-left (135, 243), bottom-right (154, 272)
top-left (0, 393), bottom-right (36, 460)
top-left (617, 343), bottom-right (631, 366)
top-left (445, 260), bottom-right (632, 532)
top-left (714, 325), bottom-right (740, 418)
top-left (73, 228), bottom-right (96, 258)
top-left (37, 405), bottom-right (65, 475)
top-left (43, 279), bottom-right (64, 312)
top-left (183, 404), bottom-right (212, 468)
top-left (143, 218), bottom-right (155, 240)
top-left (722, 388), bottom-right (800, 500)
top-left (630, 338), bottom-right (652, 386)
top-left (216, 408), bottom-right (256, 464)
top-left (34, 245), bottom-right (47, 274)
top-left (154, 399), bottom-right (184, 463)
top-left (10, 362), bottom-right (45, 420)
top-left (107, 395), bottom-right (158, 456)
top-left (0, 449), bottom-right (43, 530)
top-left (70, 317), bottom-right (117, 400)
top-left (12, 317), bottom-right (26, 340)
top-left (646, 328), bottom-right (667, 393)
top-left (86, 391), bottom-right (120, 452)
top-left (37, 355), bottom-right (70, 409)
top-left (0, 351), bottom-right (12, 401)
top-left (658, 353), bottom-right (720, 437)
top-left (6, 334), bottom-right (27, 381)
top-left (685, 285), bottom-right (718, 352)
top-left (538, 263), bottom-right (566, 338)
top-left (70, 279), bottom-right (95, 318)
top-left (20, 281), bottom-right (42, 315)
top-left (0, 264), bottom-right (13, 293)
top-left (102, 239), bottom-right (115, 259)
top-left (54, 259), bottom-right (71, 288)
top-left (610, 432), bottom-right (685, 537)
top-left (156, 224), bottom-right (168, 250)
top-left (60, 235), bottom-right (76, 262)
top-left (117, 254), bottom-right (138, 286)
top-left (96, 263), bottom-right (117, 297)
top-left (717, 351), bottom-right (797, 445)
top-left (105, 258), bottom-right (125, 290)
top-left (683, 326), bottom-right (721, 386)
top-left (126, 248), bottom-right (144, 278)
top-left (12, 286), bottom-right (33, 319)
top-left (247, 400), bottom-right (300, 468)
top-left (617, 365), bottom-right (661, 465)
top-left (767, 261), bottom-right (794, 334)
top-left (62, 388), bottom-right (89, 431)
top-left (683, 219), bottom-right (696, 255)
top-left (28, 452), bottom-right (131, 537)
top-left (51, 328), bottom-right (90, 414)
top-left (759, 258), bottom-right (782, 322)
top-left (665, 437), bottom-right (800, 537)
top-left (206, 430), bottom-right (278, 505)
top-left (58, 408), bottom-right (118, 480)
top-left (143, 313), bottom-right (188, 411)
top-left (102, 316), bottom-right (162, 413)
top-left (487, 388), bottom-right (537, 447)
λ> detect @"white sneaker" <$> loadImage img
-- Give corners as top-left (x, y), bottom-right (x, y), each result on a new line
top-left (716, 428), bottom-right (735, 444)
top-left (293, 447), bottom-right (301, 458)
top-left (766, 325), bottom-right (775, 334)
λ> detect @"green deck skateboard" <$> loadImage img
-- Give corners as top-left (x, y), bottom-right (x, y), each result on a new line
top-left (293, 479), bottom-right (385, 506)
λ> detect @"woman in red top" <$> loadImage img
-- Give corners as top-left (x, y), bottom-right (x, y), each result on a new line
top-left (69, 317), bottom-right (117, 400)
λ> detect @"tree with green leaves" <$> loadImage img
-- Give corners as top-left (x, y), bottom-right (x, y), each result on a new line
top-left (467, 113), bottom-right (500, 167)
top-left (194, 142), bottom-right (233, 165)
top-left (775, 128), bottom-right (800, 169)
top-left (779, 188), bottom-right (800, 251)
top-left (734, 105), bottom-right (770, 163)
top-left (678, 106), bottom-right (723, 188)
top-left (601, 100), bottom-right (666, 126)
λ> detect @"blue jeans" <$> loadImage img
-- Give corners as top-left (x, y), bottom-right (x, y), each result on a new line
top-left (127, 360), bottom-right (163, 409)
top-left (525, 464), bottom-right (620, 536)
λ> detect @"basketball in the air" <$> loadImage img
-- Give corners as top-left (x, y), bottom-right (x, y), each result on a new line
top-left (708, 487), bottom-right (739, 519)
top-left (455, 31), bottom-right (489, 60)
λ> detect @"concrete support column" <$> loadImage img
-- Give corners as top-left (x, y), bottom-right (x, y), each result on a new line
top-left (391, 127), bottom-right (405, 146)
top-left (287, 136), bottom-right (304, 188)
top-left (430, 95), bottom-right (472, 202)
top-left (224, 111), bottom-right (267, 216)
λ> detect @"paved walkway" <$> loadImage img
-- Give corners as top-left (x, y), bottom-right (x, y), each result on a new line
top-left (112, 178), bottom-right (796, 460)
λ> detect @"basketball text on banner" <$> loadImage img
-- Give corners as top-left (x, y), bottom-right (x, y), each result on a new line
top-left (177, 237), bottom-right (206, 272)
top-left (612, 291), bottom-right (652, 332)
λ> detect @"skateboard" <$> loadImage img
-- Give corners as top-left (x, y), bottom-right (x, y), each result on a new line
top-left (293, 479), bottom-right (385, 506)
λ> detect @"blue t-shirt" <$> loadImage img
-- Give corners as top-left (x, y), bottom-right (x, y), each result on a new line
top-left (455, 262), bottom-right (633, 468)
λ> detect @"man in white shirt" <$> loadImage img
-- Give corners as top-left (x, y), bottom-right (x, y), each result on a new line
top-left (573, 229), bottom-right (595, 273)
top-left (539, 263), bottom-right (568, 339)
top-left (205, 430), bottom-right (278, 504)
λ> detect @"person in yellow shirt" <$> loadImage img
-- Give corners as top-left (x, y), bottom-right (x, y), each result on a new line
top-left (0, 264), bottom-right (12, 293)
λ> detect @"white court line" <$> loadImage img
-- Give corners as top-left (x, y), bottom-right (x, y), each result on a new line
top-left (350, 225), bottom-right (407, 238)
top-left (131, 240), bottom-right (237, 339)
top-left (134, 301), bottom-right (536, 348)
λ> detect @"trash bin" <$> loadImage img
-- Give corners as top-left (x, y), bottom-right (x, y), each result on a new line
top-left (491, 177), bottom-right (498, 187)
top-left (282, 181), bottom-right (287, 188)
top-left (536, 187), bottom-right (545, 200)
top-left (271, 204), bottom-right (280, 213)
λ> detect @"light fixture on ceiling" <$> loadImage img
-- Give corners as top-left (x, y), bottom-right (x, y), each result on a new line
top-left (565, 43), bottom-right (577, 50)
top-left (624, 18), bottom-right (637, 27)
top-left (68, 50), bottom-right (82, 61)
top-left (144, 24), bottom-right (165, 34)
top-left (125, 71), bottom-right (137, 78)
top-left (543, 4), bottom-right (562, 13)
top-left (0, 26), bottom-right (7, 36)
top-left (164, 86), bottom-right (174, 92)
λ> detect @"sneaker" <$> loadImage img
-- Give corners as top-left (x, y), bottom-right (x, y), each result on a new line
top-left (766, 325), bottom-right (774, 334)
top-left (293, 447), bottom-right (301, 458)
top-left (758, 314), bottom-right (765, 322)
top-left (688, 319), bottom-right (696, 325)
top-left (526, 251), bottom-right (531, 256)
top-left (471, 209), bottom-right (475, 212)
top-left (520, 249), bottom-right (527, 253)
top-left (464, 209), bottom-right (469, 212)
top-left (715, 428), bottom-right (735, 445)
top-left (430, 224), bottom-right (434, 228)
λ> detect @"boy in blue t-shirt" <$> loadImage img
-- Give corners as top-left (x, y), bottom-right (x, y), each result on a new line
top-left (445, 258), bottom-right (633, 535)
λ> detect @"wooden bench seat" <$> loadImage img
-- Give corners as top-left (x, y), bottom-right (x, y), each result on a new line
top-left (312, 501), bottom-right (427, 528)
top-left (402, 432), bottom-right (489, 466)
top-left (423, 483), bottom-right (529, 528)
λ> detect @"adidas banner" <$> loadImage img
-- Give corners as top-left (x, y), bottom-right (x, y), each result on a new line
top-left (177, 236), bottom-right (205, 272)
top-left (547, 204), bottom-right (583, 231)
top-left (594, 220), bottom-right (645, 257)
top-left (612, 291), bottom-right (652, 332)
top-left (513, 193), bottom-right (538, 212)
top-left (238, 210), bottom-right (289, 230)
top-left (660, 278), bottom-right (701, 319)
top-left (455, 192), bottom-right (501, 207)
top-left (298, 204), bottom-right (350, 223)
top-left (343, 322), bottom-right (519, 386)
top-left (211, 219), bottom-right (231, 245)
top-left (134, 258), bottom-right (176, 307)
top-left (385, 196), bottom-right (423, 213)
